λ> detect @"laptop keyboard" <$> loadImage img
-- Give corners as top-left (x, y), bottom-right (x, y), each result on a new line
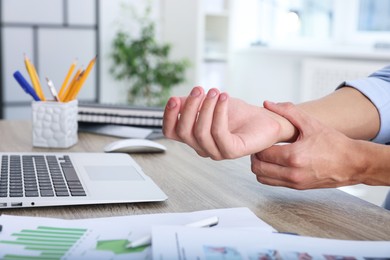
top-left (0, 155), bottom-right (86, 198)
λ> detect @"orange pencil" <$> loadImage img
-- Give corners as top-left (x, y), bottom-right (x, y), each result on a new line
top-left (67, 56), bottom-right (97, 101)
top-left (58, 59), bottom-right (77, 101)
top-left (62, 68), bottom-right (83, 102)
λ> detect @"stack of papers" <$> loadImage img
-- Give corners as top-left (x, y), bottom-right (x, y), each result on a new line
top-left (0, 208), bottom-right (273, 259)
top-left (0, 207), bottom-right (389, 259)
top-left (153, 227), bottom-right (390, 259)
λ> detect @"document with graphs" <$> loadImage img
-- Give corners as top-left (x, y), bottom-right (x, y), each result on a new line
top-left (0, 207), bottom-right (273, 259)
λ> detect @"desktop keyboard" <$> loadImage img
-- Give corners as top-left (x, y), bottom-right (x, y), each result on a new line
top-left (0, 155), bottom-right (86, 198)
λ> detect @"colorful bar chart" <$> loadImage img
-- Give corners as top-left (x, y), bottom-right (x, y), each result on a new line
top-left (0, 226), bottom-right (87, 260)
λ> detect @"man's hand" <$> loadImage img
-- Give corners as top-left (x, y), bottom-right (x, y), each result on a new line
top-left (251, 101), bottom-right (365, 189)
top-left (163, 87), bottom-right (294, 160)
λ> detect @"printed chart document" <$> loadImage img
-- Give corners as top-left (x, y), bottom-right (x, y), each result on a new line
top-left (0, 207), bottom-right (274, 260)
top-left (152, 226), bottom-right (390, 260)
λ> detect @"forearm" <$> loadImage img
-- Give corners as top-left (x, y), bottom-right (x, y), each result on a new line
top-left (298, 87), bottom-right (380, 140)
top-left (272, 87), bottom-right (380, 143)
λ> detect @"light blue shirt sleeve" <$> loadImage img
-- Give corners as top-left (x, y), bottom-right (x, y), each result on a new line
top-left (339, 65), bottom-right (390, 144)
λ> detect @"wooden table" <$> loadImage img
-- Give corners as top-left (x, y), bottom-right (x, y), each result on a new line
top-left (0, 120), bottom-right (389, 240)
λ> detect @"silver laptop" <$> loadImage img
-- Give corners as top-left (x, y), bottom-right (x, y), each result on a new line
top-left (0, 152), bottom-right (167, 208)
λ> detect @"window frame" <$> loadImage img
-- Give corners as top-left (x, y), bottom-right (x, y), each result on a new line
top-left (333, 0), bottom-right (390, 47)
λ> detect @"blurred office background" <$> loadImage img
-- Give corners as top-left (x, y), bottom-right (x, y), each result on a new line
top-left (1, 0), bottom-right (390, 206)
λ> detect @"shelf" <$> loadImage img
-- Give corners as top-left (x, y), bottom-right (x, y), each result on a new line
top-left (203, 0), bottom-right (229, 15)
top-left (240, 45), bottom-right (390, 60)
top-left (163, 0), bottom-right (231, 92)
top-left (204, 53), bottom-right (228, 62)
top-left (205, 11), bottom-right (229, 17)
top-left (202, 0), bottom-right (230, 90)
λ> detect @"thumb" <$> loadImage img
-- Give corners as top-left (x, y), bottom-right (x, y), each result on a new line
top-left (263, 101), bottom-right (314, 134)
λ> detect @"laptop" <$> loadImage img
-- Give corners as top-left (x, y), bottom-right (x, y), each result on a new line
top-left (0, 152), bottom-right (167, 208)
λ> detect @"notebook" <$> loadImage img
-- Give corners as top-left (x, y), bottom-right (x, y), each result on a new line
top-left (0, 152), bottom-right (167, 208)
top-left (77, 102), bottom-right (163, 128)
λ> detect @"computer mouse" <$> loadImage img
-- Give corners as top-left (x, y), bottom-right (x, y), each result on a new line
top-left (104, 138), bottom-right (167, 153)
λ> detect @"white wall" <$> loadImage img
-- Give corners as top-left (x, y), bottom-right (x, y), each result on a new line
top-left (228, 49), bottom-right (302, 105)
top-left (228, 46), bottom-right (390, 105)
top-left (161, 0), bottom-right (201, 97)
top-left (99, 0), bottom-right (162, 104)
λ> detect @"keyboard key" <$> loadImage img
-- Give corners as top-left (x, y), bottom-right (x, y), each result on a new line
top-left (40, 190), bottom-right (55, 197)
top-left (54, 187), bottom-right (68, 192)
top-left (24, 183), bottom-right (38, 188)
top-left (39, 186), bottom-right (54, 190)
top-left (67, 180), bottom-right (83, 187)
top-left (25, 187), bottom-right (38, 192)
top-left (10, 192), bottom-right (23, 197)
top-left (25, 191), bottom-right (39, 197)
top-left (71, 191), bottom-right (86, 196)
top-left (56, 191), bottom-right (70, 196)
top-left (61, 167), bottom-right (79, 182)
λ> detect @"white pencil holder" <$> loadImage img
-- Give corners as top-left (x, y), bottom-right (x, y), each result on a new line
top-left (32, 100), bottom-right (78, 148)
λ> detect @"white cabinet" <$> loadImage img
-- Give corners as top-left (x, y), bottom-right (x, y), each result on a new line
top-left (162, 0), bottom-right (231, 96)
top-left (203, 2), bottom-right (230, 61)
top-left (201, 0), bottom-right (231, 90)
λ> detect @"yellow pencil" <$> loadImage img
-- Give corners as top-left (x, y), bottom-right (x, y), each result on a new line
top-left (58, 59), bottom-right (77, 101)
top-left (67, 55), bottom-right (97, 101)
top-left (24, 55), bottom-right (46, 101)
top-left (30, 62), bottom-right (46, 101)
top-left (63, 68), bottom-right (83, 102)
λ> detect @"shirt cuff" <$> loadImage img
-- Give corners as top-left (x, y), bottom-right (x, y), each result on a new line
top-left (338, 78), bottom-right (390, 144)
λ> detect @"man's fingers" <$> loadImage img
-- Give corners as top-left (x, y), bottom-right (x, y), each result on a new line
top-left (254, 144), bottom-right (293, 166)
top-left (163, 88), bottom-right (208, 157)
top-left (174, 87), bottom-right (211, 156)
top-left (175, 87), bottom-right (204, 140)
top-left (178, 96), bottom-right (188, 114)
top-left (255, 175), bottom-right (299, 189)
top-left (194, 88), bottom-right (223, 159)
top-left (251, 154), bottom-right (288, 181)
top-left (250, 152), bottom-right (306, 185)
top-left (252, 161), bottom-right (306, 190)
top-left (211, 93), bottom-right (237, 158)
top-left (162, 97), bottom-right (182, 141)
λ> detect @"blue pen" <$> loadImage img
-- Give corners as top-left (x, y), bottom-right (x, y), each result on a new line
top-left (13, 71), bottom-right (41, 101)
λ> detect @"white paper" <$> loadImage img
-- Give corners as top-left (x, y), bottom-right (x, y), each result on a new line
top-left (152, 226), bottom-right (390, 260)
top-left (0, 207), bottom-right (274, 259)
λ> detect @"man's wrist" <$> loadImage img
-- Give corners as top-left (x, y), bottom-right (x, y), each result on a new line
top-left (355, 140), bottom-right (390, 186)
top-left (271, 112), bottom-right (298, 143)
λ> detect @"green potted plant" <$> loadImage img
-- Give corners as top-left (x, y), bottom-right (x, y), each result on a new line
top-left (110, 4), bottom-right (189, 107)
